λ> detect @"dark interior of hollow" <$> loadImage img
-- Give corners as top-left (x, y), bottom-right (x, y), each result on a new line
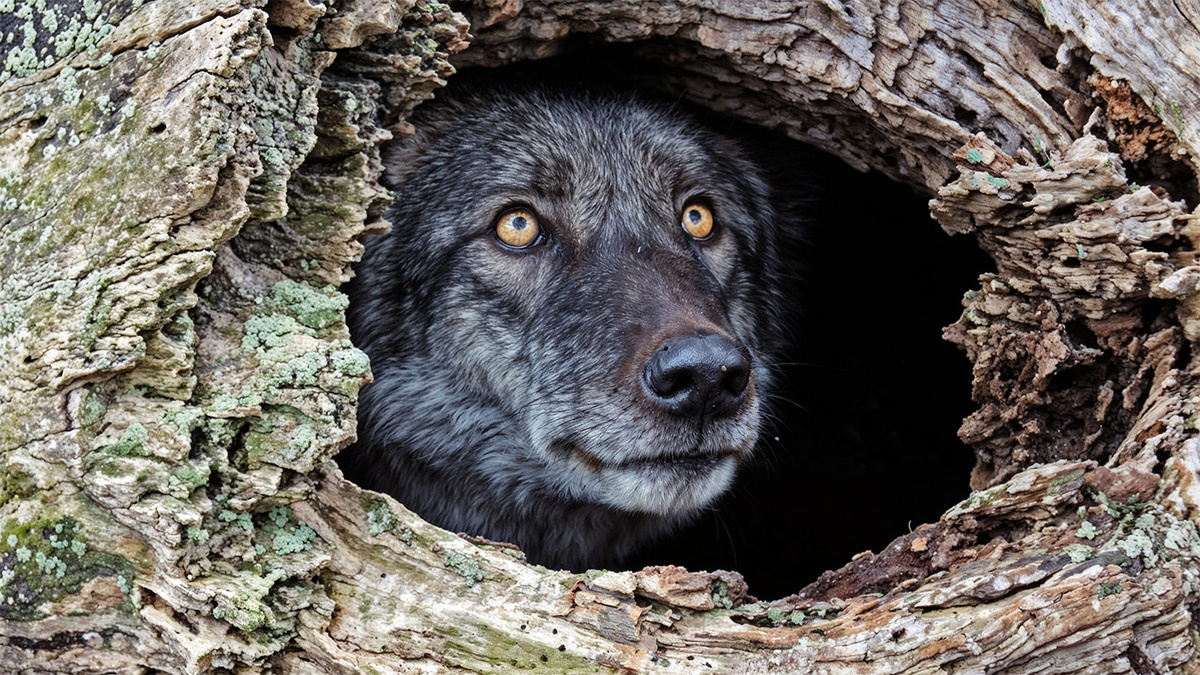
top-left (365, 47), bottom-right (995, 600)
top-left (627, 134), bottom-right (992, 600)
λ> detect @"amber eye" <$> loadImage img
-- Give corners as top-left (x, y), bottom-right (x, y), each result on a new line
top-left (494, 208), bottom-right (541, 249)
top-left (681, 202), bottom-right (715, 240)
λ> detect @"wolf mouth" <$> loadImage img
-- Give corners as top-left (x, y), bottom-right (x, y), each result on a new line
top-left (555, 441), bottom-right (737, 474)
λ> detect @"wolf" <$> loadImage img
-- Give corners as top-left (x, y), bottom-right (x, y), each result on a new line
top-left (341, 77), bottom-right (785, 570)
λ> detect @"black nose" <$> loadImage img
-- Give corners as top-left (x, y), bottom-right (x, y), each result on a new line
top-left (642, 332), bottom-right (751, 418)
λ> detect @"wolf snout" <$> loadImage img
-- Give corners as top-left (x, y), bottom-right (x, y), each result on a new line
top-left (642, 332), bottom-right (751, 418)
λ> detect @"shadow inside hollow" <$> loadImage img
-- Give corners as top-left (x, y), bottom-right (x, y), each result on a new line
top-left (628, 135), bottom-right (992, 599)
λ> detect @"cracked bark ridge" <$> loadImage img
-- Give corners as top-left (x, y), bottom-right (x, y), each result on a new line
top-left (539, 461), bottom-right (1199, 673)
top-left (934, 134), bottom-right (1191, 490)
top-left (1038, 1), bottom-right (1200, 174)
top-left (458, 0), bottom-right (1200, 193)
top-left (458, 0), bottom-right (1089, 189)
top-left (3, 0), bottom-right (1200, 672)
top-left (1, 0), bottom-right (467, 670)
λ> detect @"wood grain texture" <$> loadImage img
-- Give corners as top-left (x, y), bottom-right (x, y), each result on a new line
top-left (2, 0), bottom-right (1199, 672)
top-left (459, 0), bottom-right (1085, 190)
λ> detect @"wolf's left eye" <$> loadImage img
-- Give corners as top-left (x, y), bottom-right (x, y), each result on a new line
top-left (495, 208), bottom-right (541, 249)
top-left (681, 202), bottom-right (715, 240)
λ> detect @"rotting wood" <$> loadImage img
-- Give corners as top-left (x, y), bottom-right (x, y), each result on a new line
top-left (2, 0), bottom-right (1200, 673)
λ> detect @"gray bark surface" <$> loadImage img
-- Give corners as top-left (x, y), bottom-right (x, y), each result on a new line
top-left (1, 0), bottom-right (1198, 672)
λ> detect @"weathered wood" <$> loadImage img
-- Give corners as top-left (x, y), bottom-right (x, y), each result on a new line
top-left (2, 0), bottom-right (1199, 672)
top-left (459, 0), bottom-right (1087, 189)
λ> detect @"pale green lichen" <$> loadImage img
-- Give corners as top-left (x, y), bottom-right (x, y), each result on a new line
top-left (331, 347), bottom-right (369, 377)
top-left (209, 393), bottom-right (239, 411)
top-left (366, 499), bottom-right (400, 537)
top-left (285, 425), bottom-right (317, 461)
top-left (262, 506), bottom-right (317, 555)
top-left (1134, 512), bottom-right (1156, 531)
top-left (218, 509), bottom-right (254, 533)
top-left (272, 521), bottom-right (315, 555)
top-left (82, 0), bottom-right (102, 21)
top-left (267, 506), bottom-right (289, 528)
top-left (1065, 543), bottom-right (1093, 563)
top-left (1120, 530), bottom-right (1158, 566)
top-left (761, 606), bottom-right (804, 626)
top-left (1, 0), bottom-right (124, 84)
top-left (96, 423), bottom-right (148, 457)
top-left (711, 578), bottom-right (735, 609)
top-left (442, 550), bottom-right (486, 585)
top-left (266, 279), bottom-right (348, 331)
top-left (41, 6), bottom-right (58, 33)
top-left (241, 315), bottom-right (312, 352)
top-left (34, 550), bottom-right (66, 577)
top-left (241, 414), bottom-right (326, 472)
top-left (227, 278), bottom-right (369, 474)
top-left (172, 463), bottom-right (210, 491)
top-left (209, 568), bottom-right (285, 632)
top-left (0, 516), bottom-right (136, 621)
top-left (78, 390), bottom-right (106, 427)
top-left (1164, 518), bottom-right (1200, 554)
top-left (1076, 520), bottom-right (1099, 540)
top-left (57, 66), bottom-right (81, 106)
top-left (278, 351), bottom-right (326, 386)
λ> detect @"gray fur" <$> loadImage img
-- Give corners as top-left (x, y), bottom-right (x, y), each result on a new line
top-left (343, 80), bottom-right (784, 569)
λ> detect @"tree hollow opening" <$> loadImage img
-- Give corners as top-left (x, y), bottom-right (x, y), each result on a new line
top-left (341, 47), bottom-right (996, 600)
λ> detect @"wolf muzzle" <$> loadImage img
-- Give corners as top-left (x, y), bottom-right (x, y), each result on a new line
top-left (642, 331), bottom-right (751, 420)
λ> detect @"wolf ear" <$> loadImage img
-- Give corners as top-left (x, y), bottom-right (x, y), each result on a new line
top-left (381, 94), bottom-right (468, 188)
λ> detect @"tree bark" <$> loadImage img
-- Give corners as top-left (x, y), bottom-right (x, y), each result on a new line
top-left (1, 0), bottom-right (1198, 673)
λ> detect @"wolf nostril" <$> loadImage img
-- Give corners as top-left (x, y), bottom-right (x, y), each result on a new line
top-left (646, 365), bottom-right (694, 399)
top-left (720, 361), bottom-right (750, 397)
top-left (643, 332), bottom-right (751, 418)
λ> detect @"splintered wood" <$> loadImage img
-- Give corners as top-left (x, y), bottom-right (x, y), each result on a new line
top-left (934, 134), bottom-right (1193, 491)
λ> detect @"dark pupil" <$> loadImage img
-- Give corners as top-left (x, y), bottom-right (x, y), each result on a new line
top-left (511, 215), bottom-right (528, 230)
top-left (687, 209), bottom-right (702, 224)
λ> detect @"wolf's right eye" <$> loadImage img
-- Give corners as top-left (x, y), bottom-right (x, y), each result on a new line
top-left (494, 208), bottom-right (541, 249)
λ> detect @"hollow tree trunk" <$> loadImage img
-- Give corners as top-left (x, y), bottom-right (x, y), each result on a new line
top-left (2, 0), bottom-right (1199, 673)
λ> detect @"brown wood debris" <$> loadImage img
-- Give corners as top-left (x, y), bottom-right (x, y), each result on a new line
top-left (934, 135), bottom-right (1191, 490)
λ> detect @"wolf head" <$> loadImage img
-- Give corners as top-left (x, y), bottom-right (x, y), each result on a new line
top-left (344, 80), bottom-right (783, 568)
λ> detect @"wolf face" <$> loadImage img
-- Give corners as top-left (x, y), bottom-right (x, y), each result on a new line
top-left (343, 80), bottom-right (783, 569)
